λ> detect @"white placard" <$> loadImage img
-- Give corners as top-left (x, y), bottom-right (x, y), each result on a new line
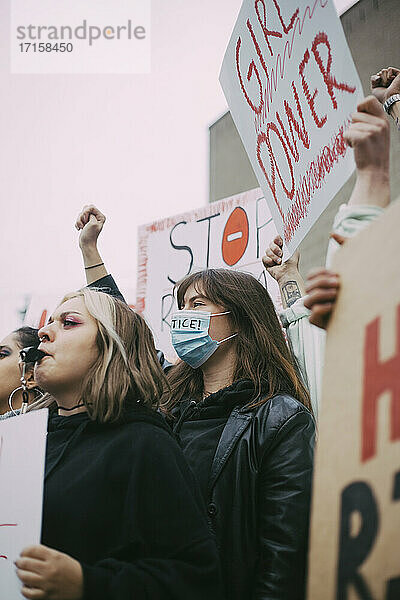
top-left (136, 188), bottom-right (281, 361)
top-left (0, 410), bottom-right (48, 600)
top-left (220, 0), bottom-right (363, 258)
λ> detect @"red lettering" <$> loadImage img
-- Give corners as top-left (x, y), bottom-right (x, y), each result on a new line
top-left (311, 31), bottom-right (356, 109)
top-left (257, 122), bottom-right (295, 219)
top-left (272, 0), bottom-right (299, 35)
top-left (276, 81), bottom-right (310, 161)
top-left (299, 47), bottom-right (327, 128)
top-left (246, 19), bottom-right (269, 78)
top-left (253, 0), bottom-right (282, 57)
top-left (236, 36), bottom-right (263, 115)
top-left (283, 121), bottom-right (348, 242)
top-left (362, 305), bottom-right (400, 462)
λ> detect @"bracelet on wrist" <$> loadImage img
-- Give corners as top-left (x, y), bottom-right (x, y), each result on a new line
top-left (383, 94), bottom-right (400, 115)
top-left (84, 262), bottom-right (104, 270)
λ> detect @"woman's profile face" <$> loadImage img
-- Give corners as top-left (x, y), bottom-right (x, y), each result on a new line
top-left (182, 283), bottom-right (235, 344)
top-left (0, 333), bottom-right (24, 405)
top-left (35, 297), bottom-right (99, 397)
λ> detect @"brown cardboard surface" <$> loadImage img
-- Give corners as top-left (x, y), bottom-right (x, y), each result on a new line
top-left (307, 200), bottom-right (400, 600)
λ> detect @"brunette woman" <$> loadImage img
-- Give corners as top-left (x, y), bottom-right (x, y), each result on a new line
top-left (0, 326), bottom-right (41, 418)
top-left (15, 289), bottom-right (223, 600)
top-left (167, 269), bottom-right (315, 600)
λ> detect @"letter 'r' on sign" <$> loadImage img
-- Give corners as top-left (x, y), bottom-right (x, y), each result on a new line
top-left (222, 207), bottom-right (249, 266)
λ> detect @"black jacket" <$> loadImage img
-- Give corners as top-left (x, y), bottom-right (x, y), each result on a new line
top-left (172, 381), bottom-right (315, 600)
top-left (42, 404), bottom-right (224, 600)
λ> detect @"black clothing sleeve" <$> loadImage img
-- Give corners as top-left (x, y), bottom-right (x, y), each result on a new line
top-left (80, 428), bottom-right (224, 600)
top-left (87, 274), bottom-right (126, 303)
top-left (253, 411), bottom-right (315, 600)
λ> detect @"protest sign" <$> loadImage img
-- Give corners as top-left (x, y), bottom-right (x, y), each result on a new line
top-left (0, 410), bottom-right (48, 600)
top-left (136, 187), bottom-right (280, 360)
top-left (219, 0), bottom-right (363, 258)
top-left (307, 200), bottom-right (400, 600)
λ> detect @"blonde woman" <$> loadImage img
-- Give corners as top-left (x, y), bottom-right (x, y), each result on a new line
top-left (15, 289), bottom-right (223, 600)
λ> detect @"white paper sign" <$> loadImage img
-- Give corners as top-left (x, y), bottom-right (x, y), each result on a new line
top-left (220, 0), bottom-right (363, 257)
top-left (0, 410), bottom-right (48, 600)
top-left (136, 188), bottom-right (281, 361)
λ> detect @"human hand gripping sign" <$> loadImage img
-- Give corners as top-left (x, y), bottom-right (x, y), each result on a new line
top-left (15, 544), bottom-right (83, 600)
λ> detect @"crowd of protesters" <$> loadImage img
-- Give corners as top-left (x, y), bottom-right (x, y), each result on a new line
top-left (0, 67), bottom-right (398, 600)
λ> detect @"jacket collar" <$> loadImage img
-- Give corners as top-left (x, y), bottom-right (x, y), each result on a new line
top-left (208, 407), bottom-right (254, 495)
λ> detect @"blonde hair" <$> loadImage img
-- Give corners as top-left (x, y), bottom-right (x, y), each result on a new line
top-left (30, 289), bottom-right (167, 422)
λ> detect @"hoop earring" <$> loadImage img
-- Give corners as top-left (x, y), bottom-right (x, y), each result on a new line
top-left (8, 386), bottom-right (23, 416)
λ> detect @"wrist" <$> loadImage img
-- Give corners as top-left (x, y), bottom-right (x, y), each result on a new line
top-left (275, 267), bottom-right (301, 285)
top-left (81, 245), bottom-right (100, 262)
top-left (79, 240), bottom-right (97, 251)
top-left (350, 170), bottom-right (390, 208)
top-left (389, 101), bottom-right (400, 123)
top-left (355, 169), bottom-right (390, 188)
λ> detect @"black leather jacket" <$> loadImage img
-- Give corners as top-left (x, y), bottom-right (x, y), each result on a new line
top-left (173, 385), bottom-right (315, 600)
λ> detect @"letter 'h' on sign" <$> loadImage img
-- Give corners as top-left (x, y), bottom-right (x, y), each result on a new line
top-left (362, 305), bottom-right (400, 463)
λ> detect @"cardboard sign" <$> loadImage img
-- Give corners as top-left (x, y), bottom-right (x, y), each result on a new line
top-left (307, 201), bottom-right (400, 599)
top-left (219, 0), bottom-right (363, 257)
top-left (0, 410), bottom-right (48, 600)
top-left (136, 187), bottom-right (280, 361)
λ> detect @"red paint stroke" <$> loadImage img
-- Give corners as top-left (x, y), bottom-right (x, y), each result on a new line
top-left (255, 0), bottom-right (328, 132)
top-left (283, 119), bottom-right (350, 243)
top-left (254, 0), bottom-right (283, 57)
top-left (0, 524), bottom-right (18, 560)
top-left (311, 31), bottom-right (355, 109)
top-left (362, 306), bottom-right (400, 463)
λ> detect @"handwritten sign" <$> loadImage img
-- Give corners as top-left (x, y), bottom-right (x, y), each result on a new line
top-left (0, 410), bottom-right (48, 599)
top-left (307, 201), bottom-right (400, 599)
top-left (219, 0), bottom-right (363, 257)
top-left (136, 187), bottom-right (280, 360)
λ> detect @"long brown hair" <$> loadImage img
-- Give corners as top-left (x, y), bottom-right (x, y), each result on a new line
top-left (164, 269), bottom-right (311, 411)
top-left (31, 289), bottom-right (168, 422)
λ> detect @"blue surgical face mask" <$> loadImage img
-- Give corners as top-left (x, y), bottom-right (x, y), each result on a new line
top-left (170, 309), bottom-right (238, 369)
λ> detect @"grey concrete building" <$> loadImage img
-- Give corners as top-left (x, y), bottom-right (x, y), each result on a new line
top-left (209, 0), bottom-right (400, 276)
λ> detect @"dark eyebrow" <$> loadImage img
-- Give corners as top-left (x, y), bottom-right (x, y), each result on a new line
top-left (187, 295), bottom-right (208, 302)
top-left (0, 345), bottom-right (11, 352)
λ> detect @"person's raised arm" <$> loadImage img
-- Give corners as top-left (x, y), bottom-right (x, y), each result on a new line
top-left (343, 95), bottom-right (390, 210)
top-left (305, 96), bottom-right (391, 329)
top-left (75, 204), bottom-right (108, 284)
top-left (75, 205), bottom-right (126, 302)
top-left (262, 235), bottom-right (304, 309)
top-left (263, 237), bottom-right (323, 417)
